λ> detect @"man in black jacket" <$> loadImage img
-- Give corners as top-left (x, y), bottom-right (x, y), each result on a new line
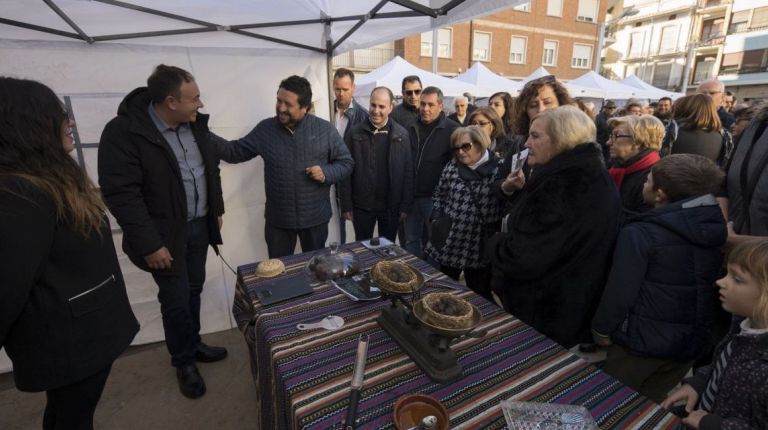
top-left (391, 75), bottom-right (422, 128)
top-left (405, 86), bottom-right (460, 257)
top-left (339, 86), bottom-right (414, 241)
top-left (98, 65), bottom-right (226, 399)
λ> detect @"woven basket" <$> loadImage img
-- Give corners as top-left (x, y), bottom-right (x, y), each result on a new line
top-left (370, 260), bottom-right (422, 294)
top-left (421, 292), bottom-right (473, 329)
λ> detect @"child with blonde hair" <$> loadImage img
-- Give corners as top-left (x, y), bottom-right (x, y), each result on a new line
top-left (662, 239), bottom-right (768, 429)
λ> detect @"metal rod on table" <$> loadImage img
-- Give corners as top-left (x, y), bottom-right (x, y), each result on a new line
top-left (345, 334), bottom-right (369, 429)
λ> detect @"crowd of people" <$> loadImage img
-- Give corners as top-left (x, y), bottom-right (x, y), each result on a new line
top-left (1, 64), bottom-right (767, 430)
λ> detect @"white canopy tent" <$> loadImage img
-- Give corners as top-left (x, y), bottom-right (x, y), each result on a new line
top-left (0, 0), bottom-right (523, 373)
top-left (620, 74), bottom-right (684, 100)
top-left (453, 62), bottom-right (521, 97)
top-left (567, 70), bottom-right (640, 100)
top-left (354, 55), bottom-right (476, 98)
top-left (520, 66), bottom-right (550, 84)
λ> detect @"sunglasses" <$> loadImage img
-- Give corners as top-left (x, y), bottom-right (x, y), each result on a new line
top-left (453, 142), bottom-right (474, 152)
top-left (404, 89), bottom-right (422, 96)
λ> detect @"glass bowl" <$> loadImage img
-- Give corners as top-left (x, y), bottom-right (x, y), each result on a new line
top-left (304, 243), bottom-right (361, 282)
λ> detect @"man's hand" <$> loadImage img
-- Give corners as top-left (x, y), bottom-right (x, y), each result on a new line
top-left (343, 211), bottom-right (353, 221)
top-left (144, 246), bottom-right (173, 270)
top-left (661, 384), bottom-right (699, 414)
top-left (305, 165), bottom-right (325, 183)
top-left (682, 410), bottom-right (707, 429)
top-left (218, 216), bottom-right (223, 231)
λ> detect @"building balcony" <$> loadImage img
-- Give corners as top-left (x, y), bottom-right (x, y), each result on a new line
top-left (697, 0), bottom-right (730, 10)
top-left (697, 34), bottom-right (725, 48)
top-left (729, 23), bottom-right (768, 34)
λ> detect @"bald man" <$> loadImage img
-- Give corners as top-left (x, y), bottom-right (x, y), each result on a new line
top-left (697, 79), bottom-right (734, 130)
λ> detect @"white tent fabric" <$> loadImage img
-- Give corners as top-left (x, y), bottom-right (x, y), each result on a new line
top-left (520, 66), bottom-right (551, 83)
top-left (620, 74), bottom-right (685, 100)
top-left (567, 70), bottom-right (641, 100)
top-left (453, 62), bottom-right (521, 97)
top-left (0, 0), bottom-right (524, 373)
top-left (354, 56), bottom-right (477, 98)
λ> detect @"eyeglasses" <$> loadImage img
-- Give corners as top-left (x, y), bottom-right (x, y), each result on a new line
top-left (470, 120), bottom-right (491, 126)
top-left (609, 133), bottom-right (632, 141)
top-left (453, 142), bottom-right (474, 152)
top-left (404, 89), bottom-right (422, 96)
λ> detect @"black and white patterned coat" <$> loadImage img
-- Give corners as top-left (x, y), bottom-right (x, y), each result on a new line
top-left (425, 151), bottom-right (505, 269)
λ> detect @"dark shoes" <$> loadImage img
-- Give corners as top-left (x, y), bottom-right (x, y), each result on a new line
top-left (195, 343), bottom-right (228, 363)
top-left (176, 364), bottom-right (206, 399)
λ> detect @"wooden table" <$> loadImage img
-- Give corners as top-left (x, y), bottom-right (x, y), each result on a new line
top-left (232, 242), bottom-right (679, 429)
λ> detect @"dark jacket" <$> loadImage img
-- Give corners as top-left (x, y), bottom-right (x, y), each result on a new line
top-left (391, 102), bottom-right (419, 129)
top-left (409, 112), bottom-right (461, 198)
top-left (98, 87), bottom-right (224, 273)
top-left (718, 106), bottom-right (735, 131)
top-left (661, 119), bottom-right (732, 167)
top-left (487, 143), bottom-right (621, 348)
top-left (726, 108), bottom-right (768, 236)
top-left (337, 98), bottom-right (368, 141)
top-left (592, 194), bottom-right (726, 359)
top-left (614, 149), bottom-right (656, 217)
top-left (215, 114), bottom-right (354, 229)
top-left (339, 119), bottom-right (414, 215)
top-left (425, 152), bottom-right (505, 269)
top-left (0, 177), bottom-right (138, 392)
top-left (447, 112), bottom-right (469, 126)
top-left (684, 317), bottom-right (768, 430)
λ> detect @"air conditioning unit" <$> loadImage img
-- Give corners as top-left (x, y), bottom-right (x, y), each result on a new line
top-left (577, 16), bottom-right (595, 22)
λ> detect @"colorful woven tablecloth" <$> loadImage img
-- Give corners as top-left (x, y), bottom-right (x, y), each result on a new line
top-left (233, 243), bottom-right (679, 429)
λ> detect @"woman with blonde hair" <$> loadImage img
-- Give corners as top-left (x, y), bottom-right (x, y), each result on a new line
top-left (662, 93), bottom-right (732, 166)
top-left (0, 77), bottom-right (138, 429)
top-left (607, 114), bottom-right (665, 214)
top-left (426, 126), bottom-right (506, 300)
top-left (488, 106), bottom-right (621, 347)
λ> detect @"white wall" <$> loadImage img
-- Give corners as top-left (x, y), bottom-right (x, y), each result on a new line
top-left (0, 39), bottom-right (333, 373)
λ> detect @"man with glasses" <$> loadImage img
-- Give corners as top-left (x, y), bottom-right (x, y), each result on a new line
top-left (405, 86), bottom-right (460, 258)
top-left (391, 75), bottom-right (422, 128)
top-left (697, 79), bottom-right (734, 130)
top-left (99, 64), bottom-right (227, 399)
top-left (448, 96), bottom-right (470, 126)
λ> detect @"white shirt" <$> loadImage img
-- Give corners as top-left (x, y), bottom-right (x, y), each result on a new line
top-left (335, 109), bottom-right (349, 137)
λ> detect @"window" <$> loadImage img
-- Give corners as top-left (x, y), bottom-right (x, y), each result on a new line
top-left (513, 2), bottom-right (530, 12)
top-left (420, 28), bottom-right (452, 58)
top-left (509, 36), bottom-right (527, 64)
top-left (693, 57), bottom-right (716, 83)
top-left (752, 7), bottom-right (768, 30)
top-left (542, 40), bottom-right (558, 66)
top-left (742, 49), bottom-right (768, 73)
top-left (629, 32), bottom-right (644, 58)
top-left (729, 10), bottom-right (750, 33)
top-left (577, 0), bottom-right (598, 23)
top-left (658, 26), bottom-right (679, 54)
top-left (547, 0), bottom-right (563, 17)
top-left (571, 44), bottom-right (593, 68)
top-left (472, 31), bottom-right (492, 61)
top-left (652, 63), bottom-right (672, 88)
top-left (700, 18), bottom-right (724, 41)
top-left (720, 52), bottom-right (743, 73)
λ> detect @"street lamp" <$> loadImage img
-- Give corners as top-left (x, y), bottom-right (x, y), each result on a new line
top-left (594, 7), bottom-right (640, 74)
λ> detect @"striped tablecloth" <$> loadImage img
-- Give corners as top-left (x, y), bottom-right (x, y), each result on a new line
top-left (233, 243), bottom-right (680, 430)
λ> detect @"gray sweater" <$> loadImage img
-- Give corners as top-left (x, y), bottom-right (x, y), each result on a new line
top-left (215, 115), bottom-right (354, 229)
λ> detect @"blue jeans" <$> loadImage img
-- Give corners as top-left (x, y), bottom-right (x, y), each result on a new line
top-left (152, 218), bottom-right (209, 368)
top-left (405, 197), bottom-right (434, 258)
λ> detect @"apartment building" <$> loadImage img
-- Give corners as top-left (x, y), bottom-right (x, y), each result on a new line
top-left (396, 0), bottom-right (608, 80)
top-left (718, 0), bottom-right (768, 99)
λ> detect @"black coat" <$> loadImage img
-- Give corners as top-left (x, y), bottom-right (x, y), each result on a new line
top-left (487, 143), bottom-right (621, 348)
top-left (391, 103), bottom-right (419, 129)
top-left (409, 112), bottom-right (461, 198)
top-left (339, 120), bottom-right (414, 215)
top-left (592, 194), bottom-right (726, 359)
top-left (447, 112), bottom-right (469, 126)
top-left (0, 177), bottom-right (138, 392)
top-left (98, 87), bottom-right (224, 273)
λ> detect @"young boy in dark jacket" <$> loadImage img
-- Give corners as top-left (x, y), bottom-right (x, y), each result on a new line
top-left (592, 154), bottom-right (727, 403)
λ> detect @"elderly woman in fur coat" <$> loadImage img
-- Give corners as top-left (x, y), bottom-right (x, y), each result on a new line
top-left (487, 106), bottom-right (622, 348)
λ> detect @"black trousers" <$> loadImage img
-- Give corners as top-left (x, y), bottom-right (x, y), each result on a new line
top-left (43, 364), bottom-right (112, 430)
top-left (352, 207), bottom-right (399, 242)
top-left (152, 218), bottom-right (209, 368)
top-left (265, 222), bottom-right (328, 258)
top-left (440, 265), bottom-right (493, 301)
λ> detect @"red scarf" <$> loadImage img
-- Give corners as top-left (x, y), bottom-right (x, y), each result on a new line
top-left (608, 151), bottom-right (660, 189)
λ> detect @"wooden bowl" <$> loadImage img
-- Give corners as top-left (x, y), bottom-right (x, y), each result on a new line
top-left (393, 394), bottom-right (449, 430)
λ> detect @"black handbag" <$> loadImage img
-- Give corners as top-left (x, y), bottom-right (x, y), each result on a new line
top-left (429, 212), bottom-right (453, 250)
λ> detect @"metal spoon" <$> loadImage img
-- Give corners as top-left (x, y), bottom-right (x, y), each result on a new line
top-left (296, 315), bottom-right (345, 331)
top-left (406, 415), bottom-right (437, 430)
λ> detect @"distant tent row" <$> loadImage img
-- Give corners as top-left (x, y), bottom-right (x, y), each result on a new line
top-left (353, 56), bottom-right (684, 101)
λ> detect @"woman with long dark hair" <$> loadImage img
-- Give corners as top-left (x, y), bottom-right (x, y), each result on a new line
top-left (661, 93), bottom-right (731, 167)
top-left (0, 77), bottom-right (138, 429)
top-left (488, 91), bottom-right (514, 139)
